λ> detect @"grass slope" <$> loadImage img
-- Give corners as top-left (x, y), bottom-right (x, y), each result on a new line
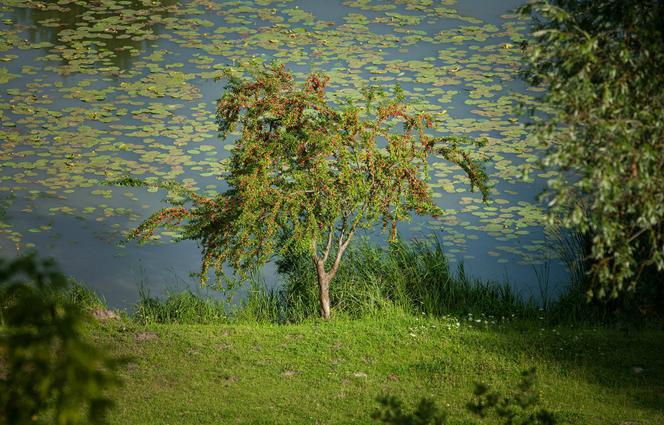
top-left (97, 313), bottom-right (664, 425)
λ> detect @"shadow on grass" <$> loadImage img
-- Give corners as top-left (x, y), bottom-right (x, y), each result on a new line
top-left (456, 323), bottom-right (664, 417)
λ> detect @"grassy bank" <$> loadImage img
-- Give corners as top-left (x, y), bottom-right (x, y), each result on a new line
top-left (103, 239), bottom-right (663, 423)
top-left (96, 313), bottom-right (664, 424)
top-left (134, 238), bottom-right (540, 326)
top-left (134, 237), bottom-right (658, 327)
top-left (4, 242), bottom-right (662, 424)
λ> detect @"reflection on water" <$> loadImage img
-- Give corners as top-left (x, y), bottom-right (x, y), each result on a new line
top-left (11, 0), bottom-right (177, 72)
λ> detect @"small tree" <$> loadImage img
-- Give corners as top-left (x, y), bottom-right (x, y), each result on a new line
top-left (122, 64), bottom-right (487, 319)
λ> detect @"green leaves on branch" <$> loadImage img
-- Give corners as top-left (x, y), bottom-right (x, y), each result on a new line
top-left (520, 0), bottom-right (664, 298)
top-left (435, 136), bottom-right (489, 202)
top-left (127, 64), bottom-right (488, 289)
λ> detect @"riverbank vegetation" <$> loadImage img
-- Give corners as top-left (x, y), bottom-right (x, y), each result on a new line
top-left (520, 0), bottom-right (664, 300)
top-left (2, 243), bottom-right (663, 424)
top-left (136, 237), bottom-right (662, 327)
top-left (2, 0), bottom-right (664, 423)
top-left (117, 64), bottom-right (489, 320)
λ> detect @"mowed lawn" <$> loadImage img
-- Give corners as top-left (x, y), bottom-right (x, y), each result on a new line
top-left (97, 314), bottom-right (664, 424)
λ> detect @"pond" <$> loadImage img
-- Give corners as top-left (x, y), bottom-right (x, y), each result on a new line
top-left (0, 0), bottom-right (567, 308)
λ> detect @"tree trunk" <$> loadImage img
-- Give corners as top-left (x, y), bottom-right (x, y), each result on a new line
top-left (317, 272), bottom-right (331, 320)
top-left (312, 229), bottom-right (352, 320)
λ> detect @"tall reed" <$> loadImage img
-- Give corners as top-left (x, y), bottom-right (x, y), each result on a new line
top-left (252, 237), bottom-right (538, 323)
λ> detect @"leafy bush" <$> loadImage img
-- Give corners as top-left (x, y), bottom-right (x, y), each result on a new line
top-left (547, 225), bottom-right (664, 324)
top-left (0, 254), bottom-right (124, 424)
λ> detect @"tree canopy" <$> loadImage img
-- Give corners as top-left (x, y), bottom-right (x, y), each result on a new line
top-left (521, 0), bottom-right (664, 298)
top-left (121, 64), bottom-right (488, 318)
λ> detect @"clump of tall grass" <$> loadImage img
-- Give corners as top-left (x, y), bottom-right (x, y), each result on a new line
top-left (133, 289), bottom-right (228, 325)
top-left (245, 237), bottom-right (538, 323)
top-left (67, 280), bottom-right (107, 311)
top-left (232, 279), bottom-right (284, 323)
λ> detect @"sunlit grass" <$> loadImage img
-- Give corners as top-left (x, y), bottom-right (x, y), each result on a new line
top-left (72, 238), bottom-right (664, 424)
top-left (96, 313), bottom-right (664, 425)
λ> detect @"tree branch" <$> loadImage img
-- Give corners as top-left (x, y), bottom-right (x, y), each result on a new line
top-left (329, 231), bottom-right (351, 280)
top-left (321, 226), bottom-right (334, 264)
top-left (311, 236), bottom-right (320, 262)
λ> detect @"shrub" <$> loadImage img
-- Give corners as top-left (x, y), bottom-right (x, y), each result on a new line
top-left (0, 254), bottom-right (124, 424)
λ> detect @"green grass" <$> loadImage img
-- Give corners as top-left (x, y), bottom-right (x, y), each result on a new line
top-left (143, 238), bottom-right (538, 326)
top-left (4, 248), bottom-right (663, 424)
top-left (5, 240), bottom-right (661, 424)
top-left (133, 289), bottom-right (228, 325)
top-left (96, 238), bottom-right (662, 423)
top-left (96, 312), bottom-right (664, 425)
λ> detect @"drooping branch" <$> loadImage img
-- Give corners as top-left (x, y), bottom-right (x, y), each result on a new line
top-left (129, 207), bottom-right (192, 242)
top-left (435, 138), bottom-right (489, 201)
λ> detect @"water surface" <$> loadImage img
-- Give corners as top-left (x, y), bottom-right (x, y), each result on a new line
top-left (0, 0), bottom-right (566, 307)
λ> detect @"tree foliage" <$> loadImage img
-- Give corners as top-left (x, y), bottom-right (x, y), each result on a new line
top-left (0, 254), bottom-right (124, 425)
top-left (520, 0), bottom-right (664, 298)
top-left (121, 64), bottom-right (488, 318)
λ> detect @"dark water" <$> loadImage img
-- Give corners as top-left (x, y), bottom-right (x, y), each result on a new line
top-left (0, 0), bottom-right (566, 308)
